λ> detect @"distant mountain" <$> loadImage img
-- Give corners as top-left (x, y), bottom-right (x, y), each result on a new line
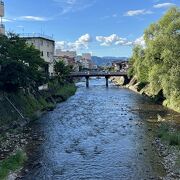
top-left (92, 56), bottom-right (129, 66)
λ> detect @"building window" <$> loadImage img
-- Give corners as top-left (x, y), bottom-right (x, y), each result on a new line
top-left (41, 51), bottom-right (44, 57)
top-left (47, 52), bottom-right (50, 57)
top-left (41, 40), bottom-right (43, 46)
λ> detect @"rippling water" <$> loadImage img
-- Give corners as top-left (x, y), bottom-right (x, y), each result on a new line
top-left (23, 78), bottom-right (180, 180)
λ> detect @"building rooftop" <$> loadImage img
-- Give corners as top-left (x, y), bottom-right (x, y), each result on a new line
top-left (20, 33), bottom-right (54, 42)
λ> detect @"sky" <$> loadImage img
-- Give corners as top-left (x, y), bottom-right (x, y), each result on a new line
top-left (3, 0), bottom-right (180, 57)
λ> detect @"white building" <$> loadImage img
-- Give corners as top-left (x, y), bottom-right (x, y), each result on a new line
top-left (55, 50), bottom-right (81, 72)
top-left (54, 55), bottom-right (80, 72)
top-left (23, 34), bottom-right (55, 76)
top-left (80, 59), bottom-right (90, 69)
top-left (81, 53), bottom-right (94, 69)
top-left (0, 0), bottom-right (5, 35)
top-left (75, 55), bottom-right (82, 62)
top-left (54, 55), bottom-right (69, 66)
top-left (82, 53), bottom-right (91, 60)
top-left (56, 49), bottom-right (77, 59)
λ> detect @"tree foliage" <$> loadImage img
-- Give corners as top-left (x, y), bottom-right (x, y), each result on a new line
top-left (54, 60), bottom-right (72, 84)
top-left (0, 33), bottom-right (46, 92)
top-left (129, 7), bottom-right (180, 109)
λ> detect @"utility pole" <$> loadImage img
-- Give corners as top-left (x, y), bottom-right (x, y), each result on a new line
top-left (0, 0), bottom-right (5, 35)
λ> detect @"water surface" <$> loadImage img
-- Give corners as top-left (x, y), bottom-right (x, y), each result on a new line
top-left (23, 79), bottom-right (179, 180)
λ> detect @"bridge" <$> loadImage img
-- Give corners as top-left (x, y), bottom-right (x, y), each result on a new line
top-left (70, 71), bottom-right (129, 87)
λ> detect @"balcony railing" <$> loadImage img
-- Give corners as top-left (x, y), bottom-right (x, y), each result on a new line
top-left (20, 33), bottom-right (54, 41)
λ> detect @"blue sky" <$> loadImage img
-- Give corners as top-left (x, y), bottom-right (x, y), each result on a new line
top-left (3, 0), bottom-right (180, 57)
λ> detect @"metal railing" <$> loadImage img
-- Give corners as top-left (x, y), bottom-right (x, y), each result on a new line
top-left (20, 33), bottom-right (54, 41)
top-left (70, 71), bottom-right (127, 77)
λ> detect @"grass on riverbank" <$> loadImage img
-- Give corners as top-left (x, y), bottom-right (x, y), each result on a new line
top-left (0, 150), bottom-right (27, 179)
top-left (49, 80), bottom-right (77, 102)
top-left (157, 123), bottom-right (180, 146)
top-left (157, 123), bottom-right (180, 176)
top-left (55, 83), bottom-right (77, 100)
top-left (0, 82), bottom-right (77, 127)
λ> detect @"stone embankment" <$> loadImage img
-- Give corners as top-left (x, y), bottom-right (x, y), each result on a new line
top-left (111, 76), bottom-right (146, 93)
top-left (153, 139), bottom-right (180, 180)
top-left (111, 76), bottom-right (178, 110)
top-left (0, 83), bottom-right (76, 179)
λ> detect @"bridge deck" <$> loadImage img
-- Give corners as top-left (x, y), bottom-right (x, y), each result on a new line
top-left (70, 71), bottom-right (129, 87)
top-left (70, 72), bottom-right (127, 77)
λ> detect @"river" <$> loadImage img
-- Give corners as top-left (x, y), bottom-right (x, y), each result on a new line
top-left (22, 78), bottom-right (179, 180)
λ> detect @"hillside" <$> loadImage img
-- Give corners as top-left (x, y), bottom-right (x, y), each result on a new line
top-left (92, 56), bottom-right (128, 66)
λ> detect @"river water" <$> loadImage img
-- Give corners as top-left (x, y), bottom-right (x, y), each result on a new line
top-left (22, 78), bottom-right (179, 180)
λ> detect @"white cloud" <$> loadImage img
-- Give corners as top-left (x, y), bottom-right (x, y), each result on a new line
top-left (2, 16), bottom-right (49, 22)
top-left (153, 3), bottom-right (175, 8)
top-left (134, 36), bottom-right (146, 47)
top-left (96, 34), bottom-right (146, 48)
top-left (96, 34), bottom-right (131, 47)
top-left (77, 33), bottom-right (92, 44)
top-left (56, 34), bottom-right (146, 51)
top-left (17, 16), bottom-right (48, 21)
top-left (53, 0), bottom-right (96, 14)
top-left (2, 18), bottom-right (12, 22)
top-left (124, 9), bottom-right (153, 16)
top-left (56, 41), bottom-right (67, 49)
top-left (56, 34), bottom-right (92, 51)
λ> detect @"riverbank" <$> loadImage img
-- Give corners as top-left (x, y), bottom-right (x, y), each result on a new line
top-left (153, 123), bottom-right (180, 179)
top-left (111, 76), bottom-right (180, 179)
top-left (0, 83), bottom-right (76, 179)
top-left (111, 76), bottom-right (180, 111)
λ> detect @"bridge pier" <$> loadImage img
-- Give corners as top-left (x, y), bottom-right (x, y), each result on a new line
top-left (105, 76), bottom-right (109, 87)
top-left (86, 76), bottom-right (89, 88)
top-left (70, 72), bottom-right (128, 88)
top-left (123, 75), bottom-right (130, 85)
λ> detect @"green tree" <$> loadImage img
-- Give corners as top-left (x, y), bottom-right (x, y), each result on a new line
top-left (54, 60), bottom-right (72, 83)
top-left (0, 33), bottom-right (46, 92)
top-left (129, 7), bottom-right (180, 110)
top-left (128, 45), bottom-right (148, 82)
